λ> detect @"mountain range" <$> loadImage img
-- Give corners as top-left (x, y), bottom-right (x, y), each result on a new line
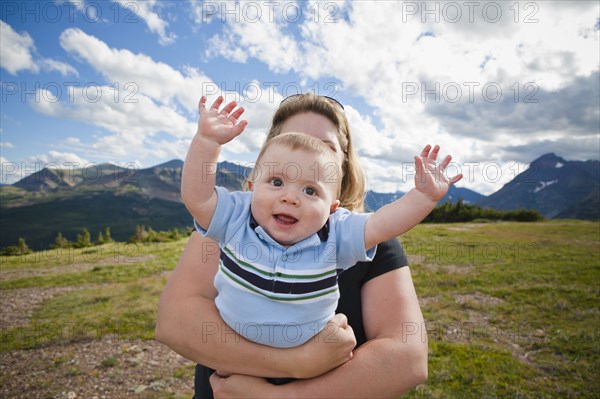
top-left (1, 153), bottom-right (598, 248)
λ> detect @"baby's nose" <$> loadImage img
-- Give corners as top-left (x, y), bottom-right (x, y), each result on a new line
top-left (281, 190), bottom-right (299, 205)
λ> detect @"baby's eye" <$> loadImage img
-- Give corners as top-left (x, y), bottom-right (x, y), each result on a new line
top-left (270, 178), bottom-right (283, 187)
top-left (303, 187), bottom-right (317, 196)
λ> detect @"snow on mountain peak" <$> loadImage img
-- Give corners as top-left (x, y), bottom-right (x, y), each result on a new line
top-left (534, 180), bottom-right (559, 193)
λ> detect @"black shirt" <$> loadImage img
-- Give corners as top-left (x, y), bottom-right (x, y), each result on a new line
top-left (193, 239), bottom-right (408, 398)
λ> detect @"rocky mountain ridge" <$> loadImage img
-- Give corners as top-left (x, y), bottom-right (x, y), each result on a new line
top-left (2, 153), bottom-right (597, 247)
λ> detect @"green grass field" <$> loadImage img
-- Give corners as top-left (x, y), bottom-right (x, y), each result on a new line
top-left (1, 220), bottom-right (598, 398)
top-left (404, 221), bottom-right (599, 399)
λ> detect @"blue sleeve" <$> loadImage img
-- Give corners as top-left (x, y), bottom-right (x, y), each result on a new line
top-left (331, 209), bottom-right (377, 270)
top-left (193, 186), bottom-right (251, 245)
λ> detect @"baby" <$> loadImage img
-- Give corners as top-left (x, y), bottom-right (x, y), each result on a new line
top-left (182, 96), bottom-right (461, 348)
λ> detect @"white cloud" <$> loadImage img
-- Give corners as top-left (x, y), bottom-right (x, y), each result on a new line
top-left (203, 2), bottom-right (303, 73)
top-left (0, 21), bottom-right (78, 77)
top-left (41, 59), bottom-right (79, 77)
top-left (112, 0), bottom-right (176, 45)
top-left (1, 155), bottom-right (18, 184)
top-left (0, 20), bottom-right (38, 74)
top-left (59, 28), bottom-right (204, 111)
top-left (28, 150), bottom-right (90, 167)
top-left (31, 86), bottom-right (195, 147)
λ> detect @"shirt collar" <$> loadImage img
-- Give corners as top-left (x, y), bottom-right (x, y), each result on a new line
top-left (249, 210), bottom-right (329, 242)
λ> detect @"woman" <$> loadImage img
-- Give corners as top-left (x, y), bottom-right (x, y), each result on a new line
top-left (156, 93), bottom-right (429, 398)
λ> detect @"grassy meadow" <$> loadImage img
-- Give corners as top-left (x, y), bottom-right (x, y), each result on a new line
top-left (0, 220), bottom-right (598, 398)
top-left (404, 221), bottom-right (599, 399)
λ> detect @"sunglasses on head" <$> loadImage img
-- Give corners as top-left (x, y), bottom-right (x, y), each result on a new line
top-left (280, 93), bottom-right (345, 111)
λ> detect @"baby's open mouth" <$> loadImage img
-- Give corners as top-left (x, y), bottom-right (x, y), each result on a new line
top-left (274, 214), bottom-right (298, 225)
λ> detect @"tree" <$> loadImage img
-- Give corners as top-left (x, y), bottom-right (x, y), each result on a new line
top-left (18, 237), bottom-right (31, 255)
top-left (52, 232), bottom-right (70, 249)
top-left (96, 231), bottom-right (105, 245)
top-left (130, 225), bottom-right (147, 243)
top-left (75, 228), bottom-right (92, 248)
top-left (104, 227), bottom-right (112, 242)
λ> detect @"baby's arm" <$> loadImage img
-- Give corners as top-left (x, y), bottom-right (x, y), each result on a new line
top-left (364, 144), bottom-right (462, 249)
top-left (181, 96), bottom-right (248, 230)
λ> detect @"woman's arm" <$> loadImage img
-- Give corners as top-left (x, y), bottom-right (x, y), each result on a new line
top-left (155, 232), bottom-right (356, 378)
top-left (211, 266), bottom-right (428, 398)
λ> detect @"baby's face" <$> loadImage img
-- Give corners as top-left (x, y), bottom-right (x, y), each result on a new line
top-left (250, 144), bottom-right (341, 247)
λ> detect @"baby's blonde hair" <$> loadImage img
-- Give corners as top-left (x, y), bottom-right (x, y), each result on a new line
top-left (251, 132), bottom-right (342, 196)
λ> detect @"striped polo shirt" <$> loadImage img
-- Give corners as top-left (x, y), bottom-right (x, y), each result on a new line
top-left (196, 186), bottom-right (376, 348)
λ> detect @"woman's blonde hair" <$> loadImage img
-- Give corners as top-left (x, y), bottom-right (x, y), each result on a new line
top-left (262, 93), bottom-right (366, 212)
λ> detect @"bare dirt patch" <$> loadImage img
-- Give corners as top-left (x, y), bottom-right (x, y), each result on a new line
top-left (1, 286), bottom-right (91, 329)
top-left (0, 336), bottom-right (195, 399)
top-left (0, 267), bottom-right (196, 398)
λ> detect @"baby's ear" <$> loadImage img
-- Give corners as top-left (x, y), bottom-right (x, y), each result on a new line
top-left (330, 200), bottom-right (340, 214)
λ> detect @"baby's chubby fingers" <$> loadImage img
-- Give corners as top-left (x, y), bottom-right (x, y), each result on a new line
top-left (449, 173), bottom-right (464, 185)
top-left (439, 154), bottom-right (452, 170)
top-left (428, 144), bottom-right (441, 161)
top-left (209, 95), bottom-right (225, 110)
top-left (228, 106), bottom-right (246, 124)
top-left (220, 100), bottom-right (239, 116)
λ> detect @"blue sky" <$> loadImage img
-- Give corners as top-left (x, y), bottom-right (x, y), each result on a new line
top-left (1, 0), bottom-right (598, 195)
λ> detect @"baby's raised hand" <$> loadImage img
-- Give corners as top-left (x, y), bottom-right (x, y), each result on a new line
top-left (414, 144), bottom-right (463, 202)
top-left (197, 95), bottom-right (248, 145)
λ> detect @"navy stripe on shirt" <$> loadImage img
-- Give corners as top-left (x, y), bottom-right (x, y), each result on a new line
top-left (220, 250), bottom-right (339, 295)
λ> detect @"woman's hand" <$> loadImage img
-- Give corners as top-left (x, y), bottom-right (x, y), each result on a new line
top-left (197, 95), bottom-right (248, 144)
top-left (414, 144), bottom-right (463, 202)
top-left (287, 313), bottom-right (357, 379)
top-left (210, 373), bottom-right (273, 399)
top-left (210, 314), bottom-right (356, 397)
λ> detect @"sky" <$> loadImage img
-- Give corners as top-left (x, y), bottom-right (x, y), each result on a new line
top-left (0, 0), bottom-right (598, 195)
